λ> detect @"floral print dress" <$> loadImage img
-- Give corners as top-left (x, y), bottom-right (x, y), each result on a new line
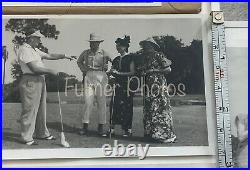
top-left (142, 51), bottom-right (176, 142)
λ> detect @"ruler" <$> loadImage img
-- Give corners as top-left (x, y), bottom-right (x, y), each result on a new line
top-left (211, 11), bottom-right (233, 168)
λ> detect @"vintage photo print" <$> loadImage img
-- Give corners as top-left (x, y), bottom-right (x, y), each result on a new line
top-left (2, 15), bottom-right (215, 160)
top-left (225, 22), bottom-right (248, 168)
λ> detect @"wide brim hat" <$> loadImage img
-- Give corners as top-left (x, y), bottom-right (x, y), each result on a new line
top-left (139, 37), bottom-right (160, 50)
top-left (27, 30), bottom-right (45, 38)
top-left (88, 33), bottom-right (104, 42)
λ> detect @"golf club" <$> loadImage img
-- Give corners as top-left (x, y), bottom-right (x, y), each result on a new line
top-left (109, 87), bottom-right (115, 139)
top-left (57, 78), bottom-right (70, 148)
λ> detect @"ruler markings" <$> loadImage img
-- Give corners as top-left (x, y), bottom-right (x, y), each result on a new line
top-left (211, 11), bottom-right (233, 168)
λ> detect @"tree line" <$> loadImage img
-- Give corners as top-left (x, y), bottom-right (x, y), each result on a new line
top-left (3, 19), bottom-right (204, 102)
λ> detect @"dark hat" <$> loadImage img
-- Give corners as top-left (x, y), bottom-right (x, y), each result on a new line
top-left (115, 35), bottom-right (130, 47)
top-left (139, 37), bottom-right (160, 51)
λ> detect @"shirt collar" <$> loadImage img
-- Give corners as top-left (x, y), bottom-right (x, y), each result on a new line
top-left (121, 52), bottom-right (128, 57)
top-left (24, 43), bottom-right (37, 50)
top-left (89, 49), bottom-right (102, 54)
top-left (23, 43), bottom-right (32, 48)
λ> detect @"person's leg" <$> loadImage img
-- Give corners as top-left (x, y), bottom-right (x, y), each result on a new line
top-left (19, 76), bottom-right (42, 144)
top-left (109, 85), bottom-right (123, 134)
top-left (35, 76), bottom-right (51, 139)
top-left (82, 86), bottom-right (95, 124)
top-left (80, 74), bottom-right (94, 135)
top-left (122, 95), bottom-right (133, 137)
top-left (96, 72), bottom-right (107, 136)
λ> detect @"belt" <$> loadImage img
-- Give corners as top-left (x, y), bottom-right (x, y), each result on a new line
top-left (88, 69), bottom-right (104, 72)
top-left (22, 73), bottom-right (37, 76)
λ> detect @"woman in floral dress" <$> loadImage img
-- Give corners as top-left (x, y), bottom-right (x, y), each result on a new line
top-left (139, 37), bottom-right (176, 143)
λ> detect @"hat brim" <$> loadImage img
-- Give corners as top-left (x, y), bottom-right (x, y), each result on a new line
top-left (29, 35), bottom-right (44, 38)
top-left (139, 40), bottom-right (160, 50)
top-left (28, 32), bottom-right (45, 38)
top-left (88, 40), bottom-right (104, 42)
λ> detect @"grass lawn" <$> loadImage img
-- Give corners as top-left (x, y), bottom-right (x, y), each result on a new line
top-left (2, 93), bottom-right (208, 149)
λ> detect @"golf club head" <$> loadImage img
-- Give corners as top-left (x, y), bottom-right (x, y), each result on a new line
top-left (61, 101), bottom-right (67, 104)
top-left (60, 132), bottom-right (70, 148)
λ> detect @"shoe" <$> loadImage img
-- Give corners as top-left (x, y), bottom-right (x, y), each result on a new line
top-left (79, 129), bottom-right (88, 135)
top-left (123, 129), bottom-right (132, 137)
top-left (99, 133), bottom-right (107, 137)
top-left (110, 128), bottom-right (115, 135)
top-left (37, 135), bottom-right (56, 140)
top-left (107, 128), bottom-right (115, 137)
top-left (79, 123), bottom-right (88, 136)
top-left (24, 140), bottom-right (38, 146)
top-left (98, 124), bottom-right (107, 137)
top-left (144, 134), bottom-right (154, 142)
top-left (163, 135), bottom-right (177, 143)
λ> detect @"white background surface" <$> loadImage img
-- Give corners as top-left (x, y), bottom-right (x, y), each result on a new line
top-left (225, 22), bottom-right (248, 137)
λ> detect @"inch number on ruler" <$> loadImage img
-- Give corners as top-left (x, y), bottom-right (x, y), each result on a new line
top-left (211, 11), bottom-right (233, 168)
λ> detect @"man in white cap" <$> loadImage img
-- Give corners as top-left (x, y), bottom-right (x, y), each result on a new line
top-left (18, 30), bottom-right (74, 145)
top-left (77, 33), bottom-right (111, 137)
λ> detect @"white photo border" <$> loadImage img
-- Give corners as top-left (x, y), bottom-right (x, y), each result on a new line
top-left (2, 14), bottom-right (216, 160)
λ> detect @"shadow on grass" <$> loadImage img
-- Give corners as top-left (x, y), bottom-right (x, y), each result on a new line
top-left (46, 121), bottom-right (155, 144)
top-left (2, 131), bottom-right (23, 144)
top-left (47, 122), bottom-right (79, 134)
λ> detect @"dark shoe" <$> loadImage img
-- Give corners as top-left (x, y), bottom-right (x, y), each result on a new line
top-left (24, 140), bottom-right (38, 146)
top-left (107, 128), bottom-right (115, 137)
top-left (79, 123), bottom-right (88, 136)
top-left (144, 134), bottom-right (153, 142)
top-left (123, 129), bottom-right (132, 137)
top-left (98, 124), bottom-right (107, 137)
top-left (162, 135), bottom-right (177, 143)
top-left (79, 129), bottom-right (88, 135)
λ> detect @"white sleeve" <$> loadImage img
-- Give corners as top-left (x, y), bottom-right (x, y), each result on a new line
top-left (18, 47), bottom-right (36, 64)
top-left (35, 48), bottom-right (50, 58)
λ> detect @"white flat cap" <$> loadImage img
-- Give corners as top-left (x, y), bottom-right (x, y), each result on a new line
top-left (28, 30), bottom-right (45, 38)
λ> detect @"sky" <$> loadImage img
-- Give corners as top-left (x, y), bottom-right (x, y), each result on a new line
top-left (2, 17), bottom-right (202, 83)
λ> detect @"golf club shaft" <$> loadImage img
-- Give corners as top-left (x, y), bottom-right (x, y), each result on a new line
top-left (109, 85), bottom-right (116, 139)
top-left (57, 81), bottom-right (64, 132)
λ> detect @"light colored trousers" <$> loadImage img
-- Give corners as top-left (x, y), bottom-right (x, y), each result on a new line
top-left (81, 71), bottom-right (108, 124)
top-left (19, 75), bottom-right (50, 142)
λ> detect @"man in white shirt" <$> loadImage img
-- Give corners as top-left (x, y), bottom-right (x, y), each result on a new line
top-left (77, 33), bottom-right (111, 137)
top-left (18, 30), bottom-right (73, 145)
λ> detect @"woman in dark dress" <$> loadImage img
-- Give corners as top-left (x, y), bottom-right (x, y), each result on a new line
top-left (109, 36), bottom-right (135, 137)
top-left (139, 37), bottom-right (176, 143)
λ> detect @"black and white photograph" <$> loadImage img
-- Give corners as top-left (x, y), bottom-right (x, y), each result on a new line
top-left (2, 15), bottom-right (214, 160)
top-left (225, 22), bottom-right (248, 168)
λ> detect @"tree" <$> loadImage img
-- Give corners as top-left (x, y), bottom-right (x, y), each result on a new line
top-left (11, 60), bottom-right (22, 81)
top-left (152, 36), bottom-right (204, 94)
top-left (5, 19), bottom-right (60, 53)
top-left (187, 40), bottom-right (204, 94)
top-left (5, 19), bottom-right (61, 81)
top-left (5, 18), bottom-right (61, 80)
top-left (153, 36), bottom-right (189, 83)
top-left (3, 19), bottom-right (61, 102)
top-left (45, 73), bottom-right (79, 92)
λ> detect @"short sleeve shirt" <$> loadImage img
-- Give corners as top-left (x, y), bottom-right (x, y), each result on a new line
top-left (78, 49), bottom-right (110, 71)
top-left (18, 43), bottom-right (47, 74)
